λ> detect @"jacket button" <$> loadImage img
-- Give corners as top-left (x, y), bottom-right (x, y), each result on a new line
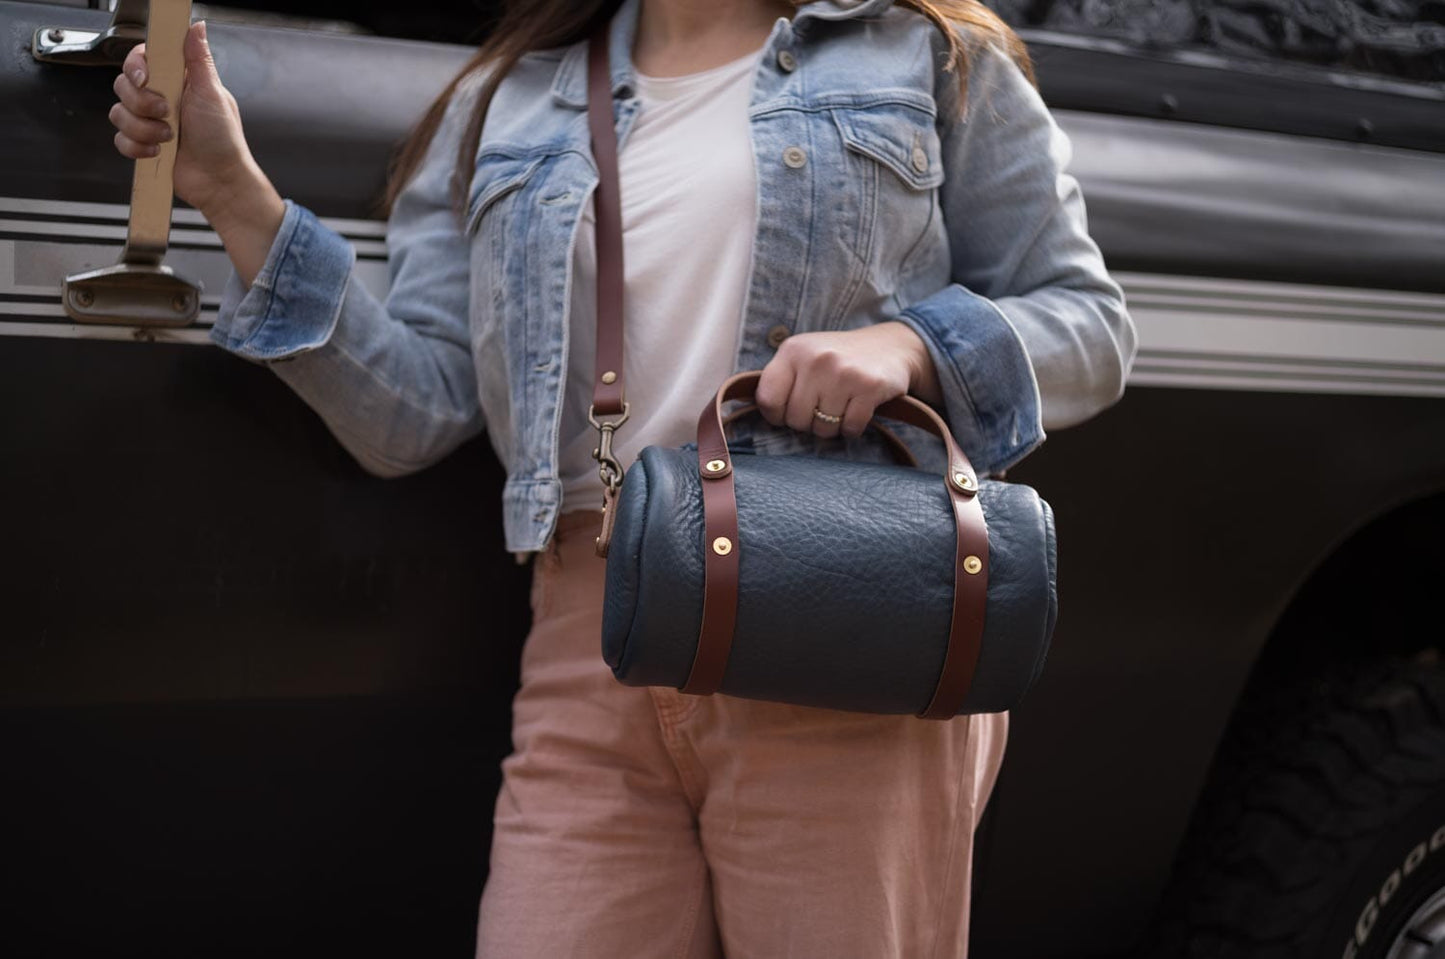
top-left (766, 324), bottom-right (791, 348)
top-left (911, 146), bottom-right (929, 173)
top-left (783, 146), bottom-right (807, 169)
top-left (777, 49), bottom-right (797, 72)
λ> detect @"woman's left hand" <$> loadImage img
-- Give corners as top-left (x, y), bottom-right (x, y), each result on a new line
top-left (755, 321), bottom-right (942, 440)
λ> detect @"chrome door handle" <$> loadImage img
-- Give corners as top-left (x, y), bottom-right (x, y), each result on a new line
top-left (32, 0), bottom-right (149, 67)
top-left (35, 0), bottom-right (202, 327)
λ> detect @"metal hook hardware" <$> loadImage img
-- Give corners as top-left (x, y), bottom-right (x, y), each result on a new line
top-left (588, 403), bottom-right (631, 492)
top-left (588, 402), bottom-right (630, 558)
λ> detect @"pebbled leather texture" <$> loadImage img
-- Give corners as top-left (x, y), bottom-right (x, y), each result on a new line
top-left (601, 446), bottom-right (1058, 716)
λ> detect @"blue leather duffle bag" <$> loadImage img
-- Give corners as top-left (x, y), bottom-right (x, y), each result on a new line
top-left (597, 372), bottom-right (1058, 719)
top-left (582, 35), bottom-right (1056, 720)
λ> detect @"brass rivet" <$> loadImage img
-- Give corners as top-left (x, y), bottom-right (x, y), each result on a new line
top-left (963, 555), bottom-right (983, 575)
top-left (952, 471), bottom-right (975, 491)
top-left (705, 459), bottom-right (727, 473)
top-left (712, 537), bottom-right (733, 556)
top-left (601, 371), bottom-right (617, 385)
top-left (74, 289), bottom-right (94, 308)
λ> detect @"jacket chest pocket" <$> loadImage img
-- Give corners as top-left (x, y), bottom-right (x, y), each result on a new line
top-left (830, 99), bottom-right (945, 277)
top-left (467, 152), bottom-right (544, 238)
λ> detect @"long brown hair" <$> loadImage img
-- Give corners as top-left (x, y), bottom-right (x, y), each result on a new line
top-left (383, 0), bottom-right (1033, 217)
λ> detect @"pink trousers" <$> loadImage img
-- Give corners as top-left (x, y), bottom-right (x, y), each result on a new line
top-left (474, 511), bottom-right (1009, 958)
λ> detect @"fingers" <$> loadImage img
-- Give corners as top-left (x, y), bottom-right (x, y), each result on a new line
top-left (114, 131), bottom-right (159, 160)
top-left (113, 69), bottom-right (168, 120)
top-left (806, 353), bottom-right (860, 440)
top-left (838, 395), bottom-right (872, 440)
top-left (786, 394), bottom-right (822, 434)
top-left (183, 21), bottom-right (226, 100)
top-left (761, 339), bottom-right (818, 433)
top-left (756, 331), bottom-right (912, 441)
top-left (109, 101), bottom-right (172, 151)
top-left (113, 44), bottom-right (172, 159)
top-left (761, 339), bottom-right (848, 437)
top-left (807, 400), bottom-right (845, 440)
top-left (785, 382), bottom-right (837, 436)
top-left (755, 355), bottom-right (795, 428)
top-left (121, 42), bottom-right (149, 91)
top-left (785, 348), bottom-right (846, 437)
top-left (781, 365), bottom-right (819, 433)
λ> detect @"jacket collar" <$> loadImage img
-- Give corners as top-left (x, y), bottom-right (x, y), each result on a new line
top-left (793, 0), bottom-right (897, 23)
top-left (550, 0), bottom-right (896, 108)
top-left (550, 0), bottom-right (640, 109)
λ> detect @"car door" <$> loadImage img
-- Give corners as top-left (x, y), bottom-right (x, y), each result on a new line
top-left (1, 4), bottom-right (528, 956)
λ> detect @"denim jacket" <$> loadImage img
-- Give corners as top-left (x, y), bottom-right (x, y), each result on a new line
top-left (212, 0), bottom-right (1137, 554)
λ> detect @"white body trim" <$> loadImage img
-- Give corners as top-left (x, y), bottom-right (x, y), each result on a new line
top-left (2, 197), bottom-right (1444, 398)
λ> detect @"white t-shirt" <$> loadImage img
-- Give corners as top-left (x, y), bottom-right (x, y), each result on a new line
top-left (558, 48), bottom-right (762, 512)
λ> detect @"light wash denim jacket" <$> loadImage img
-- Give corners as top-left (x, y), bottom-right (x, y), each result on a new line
top-left (212, 0), bottom-right (1137, 554)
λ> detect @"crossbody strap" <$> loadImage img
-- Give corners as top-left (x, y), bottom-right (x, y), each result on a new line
top-left (587, 28), bottom-right (629, 556)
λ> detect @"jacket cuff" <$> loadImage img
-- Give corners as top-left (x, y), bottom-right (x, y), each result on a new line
top-left (210, 200), bottom-right (355, 362)
top-left (895, 284), bottom-right (1045, 475)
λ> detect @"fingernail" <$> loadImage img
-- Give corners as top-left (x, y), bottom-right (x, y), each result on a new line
top-left (154, 100), bottom-right (169, 118)
top-left (197, 20), bottom-right (208, 41)
top-left (131, 68), bottom-right (146, 87)
top-left (160, 124), bottom-right (173, 142)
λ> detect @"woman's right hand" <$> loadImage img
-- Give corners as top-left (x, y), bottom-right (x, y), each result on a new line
top-left (111, 21), bottom-right (251, 214)
top-left (110, 20), bottom-right (284, 286)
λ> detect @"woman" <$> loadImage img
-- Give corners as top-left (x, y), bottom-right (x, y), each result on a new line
top-left (110, 0), bottom-right (1135, 954)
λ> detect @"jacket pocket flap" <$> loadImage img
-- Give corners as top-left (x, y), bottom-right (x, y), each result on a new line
top-left (467, 153), bottom-right (543, 234)
top-left (836, 102), bottom-right (943, 191)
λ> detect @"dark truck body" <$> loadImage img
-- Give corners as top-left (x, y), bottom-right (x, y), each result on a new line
top-left (2, 2), bottom-right (1443, 956)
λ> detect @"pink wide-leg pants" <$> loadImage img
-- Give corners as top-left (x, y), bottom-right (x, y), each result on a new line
top-left (475, 511), bottom-right (1008, 958)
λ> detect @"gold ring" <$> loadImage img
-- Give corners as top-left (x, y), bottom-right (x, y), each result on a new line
top-left (811, 408), bottom-right (842, 425)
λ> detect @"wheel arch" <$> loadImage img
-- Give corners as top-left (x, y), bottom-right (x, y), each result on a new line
top-left (1244, 487), bottom-right (1445, 696)
top-left (1141, 487), bottom-right (1445, 953)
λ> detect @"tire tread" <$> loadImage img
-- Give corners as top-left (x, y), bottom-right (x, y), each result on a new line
top-left (1144, 655), bottom-right (1445, 959)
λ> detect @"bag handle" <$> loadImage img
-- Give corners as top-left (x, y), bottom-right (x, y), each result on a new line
top-left (720, 403), bottom-right (920, 469)
top-left (686, 372), bottom-right (991, 720)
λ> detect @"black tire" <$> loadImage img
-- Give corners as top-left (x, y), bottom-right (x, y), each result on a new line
top-left (1145, 654), bottom-right (1445, 959)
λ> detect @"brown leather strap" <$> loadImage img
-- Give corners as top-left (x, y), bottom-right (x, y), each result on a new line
top-left (719, 403), bottom-right (920, 469)
top-left (680, 377), bottom-right (751, 694)
top-left (587, 30), bottom-right (629, 557)
top-left (873, 396), bottom-right (979, 494)
top-left (918, 486), bottom-right (989, 719)
top-left (587, 31), bottom-right (626, 417)
top-left (684, 372), bottom-right (990, 717)
top-left (870, 400), bottom-right (990, 718)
